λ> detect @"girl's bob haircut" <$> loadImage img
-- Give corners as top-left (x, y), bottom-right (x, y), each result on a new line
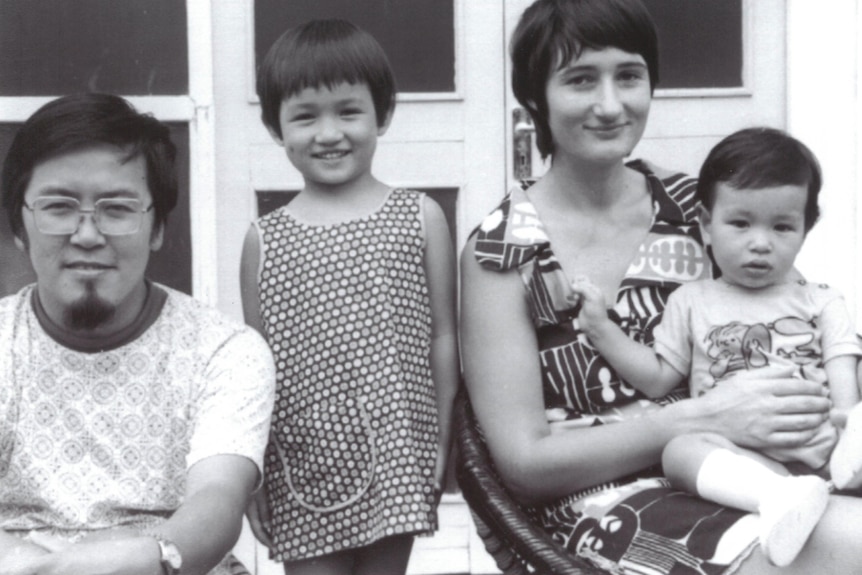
top-left (257, 18), bottom-right (396, 139)
top-left (510, 0), bottom-right (659, 159)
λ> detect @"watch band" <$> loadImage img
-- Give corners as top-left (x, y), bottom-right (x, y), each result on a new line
top-left (153, 536), bottom-right (183, 575)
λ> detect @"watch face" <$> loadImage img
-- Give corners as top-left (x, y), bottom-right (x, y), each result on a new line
top-left (158, 539), bottom-right (183, 573)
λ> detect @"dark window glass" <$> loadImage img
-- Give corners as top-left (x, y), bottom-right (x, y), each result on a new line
top-left (643, 0), bottom-right (743, 89)
top-left (0, 0), bottom-right (188, 96)
top-left (255, 0), bottom-right (456, 93)
top-left (0, 125), bottom-right (35, 297)
top-left (0, 123), bottom-right (191, 298)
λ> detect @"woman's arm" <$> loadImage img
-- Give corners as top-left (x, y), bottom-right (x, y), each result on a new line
top-left (422, 197), bottom-right (459, 493)
top-left (462, 237), bottom-right (679, 502)
top-left (461, 237), bottom-right (831, 504)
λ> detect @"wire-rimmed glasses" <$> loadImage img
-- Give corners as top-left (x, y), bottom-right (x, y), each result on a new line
top-left (23, 196), bottom-right (154, 236)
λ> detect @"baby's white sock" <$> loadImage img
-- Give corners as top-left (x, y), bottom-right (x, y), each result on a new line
top-left (695, 448), bottom-right (829, 567)
top-left (695, 448), bottom-right (782, 511)
top-left (830, 402), bottom-right (862, 490)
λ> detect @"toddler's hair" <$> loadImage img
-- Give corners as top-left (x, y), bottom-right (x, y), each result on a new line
top-left (257, 19), bottom-right (396, 139)
top-left (697, 127), bottom-right (822, 233)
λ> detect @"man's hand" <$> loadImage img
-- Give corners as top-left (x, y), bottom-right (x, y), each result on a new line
top-left (0, 538), bottom-right (50, 575)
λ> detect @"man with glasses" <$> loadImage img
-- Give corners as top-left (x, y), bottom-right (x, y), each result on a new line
top-left (0, 94), bottom-right (275, 575)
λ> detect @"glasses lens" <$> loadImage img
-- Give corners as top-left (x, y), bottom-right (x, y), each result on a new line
top-left (95, 199), bottom-right (144, 235)
top-left (31, 197), bottom-right (144, 235)
top-left (32, 197), bottom-right (80, 234)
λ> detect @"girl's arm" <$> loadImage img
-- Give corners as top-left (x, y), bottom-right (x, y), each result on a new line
top-left (238, 224), bottom-right (274, 548)
top-left (240, 225), bottom-right (265, 338)
top-left (422, 197), bottom-right (459, 494)
top-left (460, 236), bottom-right (831, 504)
top-left (572, 277), bottom-right (684, 398)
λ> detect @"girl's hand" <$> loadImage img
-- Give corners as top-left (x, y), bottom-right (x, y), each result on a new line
top-left (245, 488), bottom-right (273, 550)
top-left (570, 276), bottom-right (608, 332)
top-left (674, 366), bottom-right (830, 450)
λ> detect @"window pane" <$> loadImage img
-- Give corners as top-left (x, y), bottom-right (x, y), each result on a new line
top-left (643, 0), bottom-right (743, 89)
top-left (254, 0), bottom-right (456, 93)
top-left (0, 0), bottom-right (188, 96)
top-left (0, 123), bottom-right (191, 298)
top-left (148, 124), bottom-right (192, 295)
top-left (0, 126), bottom-right (35, 297)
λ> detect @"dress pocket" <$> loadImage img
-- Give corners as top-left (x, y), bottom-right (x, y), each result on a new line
top-left (273, 395), bottom-right (377, 513)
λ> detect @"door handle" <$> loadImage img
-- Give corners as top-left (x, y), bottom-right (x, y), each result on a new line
top-left (513, 107), bottom-right (535, 180)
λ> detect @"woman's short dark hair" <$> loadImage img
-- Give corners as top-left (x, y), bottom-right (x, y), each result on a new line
top-left (1, 93), bottom-right (178, 240)
top-left (697, 127), bottom-right (822, 233)
top-left (257, 18), bottom-right (396, 139)
top-left (510, 0), bottom-right (659, 159)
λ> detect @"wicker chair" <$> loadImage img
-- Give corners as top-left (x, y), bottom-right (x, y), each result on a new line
top-left (454, 389), bottom-right (609, 575)
top-left (226, 554), bottom-right (252, 575)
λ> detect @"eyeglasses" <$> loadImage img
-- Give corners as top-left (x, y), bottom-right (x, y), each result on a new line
top-left (23, 196), bottom-right (154, 236)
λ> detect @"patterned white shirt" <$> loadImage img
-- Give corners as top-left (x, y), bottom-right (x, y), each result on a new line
top-left (0, 284), bottom-right (275, 543)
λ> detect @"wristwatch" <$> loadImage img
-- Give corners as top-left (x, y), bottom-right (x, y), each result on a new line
top-left (153, 537), bottom-right (183, 575)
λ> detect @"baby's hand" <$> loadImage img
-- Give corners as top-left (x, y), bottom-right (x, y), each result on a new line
top-left (570, 276), bottom-right (609, 331)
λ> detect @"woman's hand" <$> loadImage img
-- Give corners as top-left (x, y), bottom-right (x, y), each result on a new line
top-left (673, 366), bottom-right (830, 450)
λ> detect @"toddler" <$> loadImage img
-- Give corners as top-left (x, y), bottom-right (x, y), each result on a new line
top-left (573, 127), bottom-right (862, 567)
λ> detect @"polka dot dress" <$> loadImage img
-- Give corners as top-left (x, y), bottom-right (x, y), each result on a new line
top-left (256, 189), bottom-right (439, 561)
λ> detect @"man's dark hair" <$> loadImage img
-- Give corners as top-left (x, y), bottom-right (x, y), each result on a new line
top-left (2, 93), bottom-right (178, 240)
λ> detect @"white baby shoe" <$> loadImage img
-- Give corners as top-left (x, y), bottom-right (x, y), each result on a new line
top-left (758, 475), bottom-right (829, 567)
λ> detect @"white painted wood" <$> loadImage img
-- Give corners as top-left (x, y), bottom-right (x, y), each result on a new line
top-left (786, 0), bottom-right (860, 322)
top-left (186, 0), bottom-right (219, 307)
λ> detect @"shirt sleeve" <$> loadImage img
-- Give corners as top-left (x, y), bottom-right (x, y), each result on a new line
top-left (653, 285), bottom-right (694, 377)
top-left (818, 292), bottom-right (862, 363)
top-left (187, 327), bottom-right (276, 476)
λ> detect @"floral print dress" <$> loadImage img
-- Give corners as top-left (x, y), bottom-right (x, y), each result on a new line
top-left (474, 160), bottom-right (759, 575)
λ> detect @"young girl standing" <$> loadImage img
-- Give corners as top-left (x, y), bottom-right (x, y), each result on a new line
top-left (240, 19), bottom-right (458, 575)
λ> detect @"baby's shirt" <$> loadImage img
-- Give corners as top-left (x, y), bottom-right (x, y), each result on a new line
top-left (655, 278), bottom-right (861, 396)
top-left (654, 278), bottom-right (861, 468)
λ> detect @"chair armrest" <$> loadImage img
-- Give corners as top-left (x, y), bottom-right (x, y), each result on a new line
top-left (454, 388), bottom-right (609, 575)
